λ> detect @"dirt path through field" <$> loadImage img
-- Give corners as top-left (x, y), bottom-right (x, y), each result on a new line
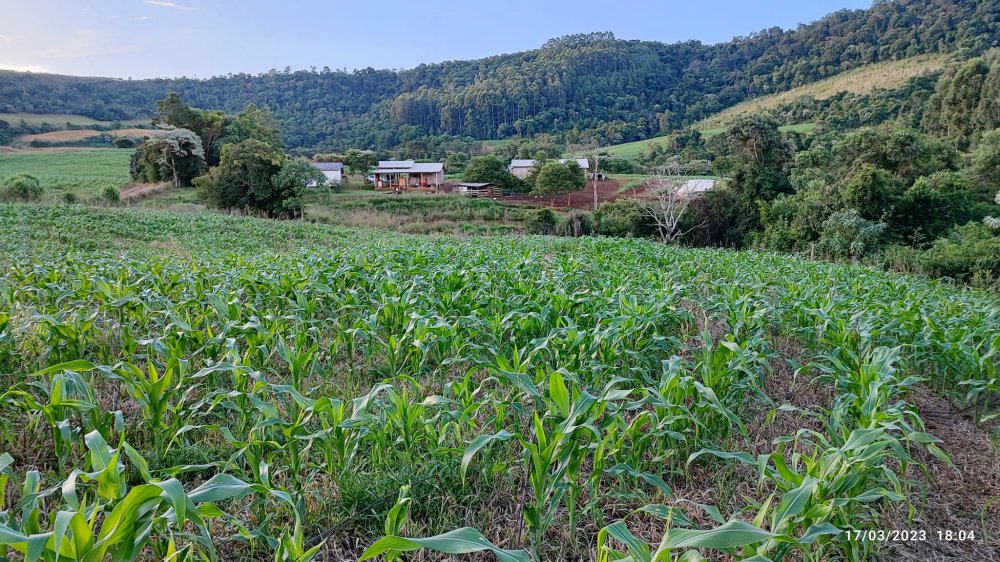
top-left (121, 182), bottom-right (170, 200)
top-left (884, 387), bottom-right (1000, 561)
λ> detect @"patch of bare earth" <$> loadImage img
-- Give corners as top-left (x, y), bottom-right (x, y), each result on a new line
top-left (121, 182), bottom-right (170, 201)
top-left (883, 385), bottom-right (1000, 561)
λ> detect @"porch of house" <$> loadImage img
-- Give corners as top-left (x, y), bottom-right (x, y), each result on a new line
top-left (374, 172), bottom-right (442, 191)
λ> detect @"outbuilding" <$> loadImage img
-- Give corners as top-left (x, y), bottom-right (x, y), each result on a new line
top-left (309, 162), bottom-right (344, 186)
top-left (454, 182), bottom-right (501, 197)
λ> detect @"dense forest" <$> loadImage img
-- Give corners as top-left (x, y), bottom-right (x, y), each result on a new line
top-left (1, 0), bottom-right (997, 151)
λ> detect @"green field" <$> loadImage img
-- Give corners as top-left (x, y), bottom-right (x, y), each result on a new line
top-left (136, 184), bottom-right (532, 234)
top-left (0, 112), bottom-right (149, 128)
top-left (0, 203), bottom-right (995, 561)
top-left (697, 54), bottom-right (948, 129)
top-left (605, 123), bottom-right (817, 159)
top-left (0, 149), bottom-right (132, 201)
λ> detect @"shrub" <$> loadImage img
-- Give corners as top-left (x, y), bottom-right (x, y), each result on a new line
top-left (556, 210), bottom-right (595, 237)
top-left (62, 192), bottom-right (78, 205)
top-left (526, 208), bottom-right (559, 235)
top-left (891, 172), bottom-right (972, 243)
top-left (918, 222), bottom-right (1000, 289)
top-left (681, 159), bottom-right (712, 175)
top-left (594, 199), bottom-right (651, 238)
top-left (3, 173), bottom-right (43, 201)
top-left (817, 209), bottom-right (887, 261)
top-left (102, 185), bottom-right (121, 203)
top-left (114, 137), bottom-right (136, 149)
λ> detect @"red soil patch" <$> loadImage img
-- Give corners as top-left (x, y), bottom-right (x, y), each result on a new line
top-left (499, 179), bottom-right (627, 210)
top-left (120, 182), bottom-right (170, 200)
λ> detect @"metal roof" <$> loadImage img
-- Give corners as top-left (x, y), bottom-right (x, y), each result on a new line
top-left (458, 183), bottom-right (493, 187)
top-left (372, 162), bottom-right (444, 174)
top-left (377, 160), bottom-right (415, 169)
top-left (311, 162), bottom-right (344, 171)
top-left (677, 179), bottom-right (717, 196)
top-left (509, 160), bottom-right (534, 168)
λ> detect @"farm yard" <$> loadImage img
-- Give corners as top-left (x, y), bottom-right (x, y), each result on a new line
top-left (0, 203), bottom-right (996, 561)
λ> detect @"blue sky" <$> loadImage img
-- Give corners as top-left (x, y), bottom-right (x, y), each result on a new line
top-left (0, 0), bottom-right (873, 79)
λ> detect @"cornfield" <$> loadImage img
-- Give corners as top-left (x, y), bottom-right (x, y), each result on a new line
top-left (0, 204), bottom-right (996, 561)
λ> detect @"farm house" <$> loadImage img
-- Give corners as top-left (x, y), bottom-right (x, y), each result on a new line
top-left (508, 158), bottom-right (589, 180)
top-left (372, 161), bottom-right (445, 191)
top-left (309, 162), bottom-right (344, 185)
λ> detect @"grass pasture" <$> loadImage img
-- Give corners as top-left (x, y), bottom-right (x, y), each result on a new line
top-left (302, 187), bottom-right (529, 234)
top-left (697, 54), bottom-right (948, 128)
top-left (605, 123), bottom-right (817, 158)
top-left (0, 149), bottom-right (132, 201)
top-left (0, 203), bottom-right (995, 561)
top-left (0, 112), bottom-right (149, 128)
top-left (16, 128), bottom-right (151, 144)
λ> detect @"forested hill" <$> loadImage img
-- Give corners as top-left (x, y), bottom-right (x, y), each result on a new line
top-left (1, 0), bottom-right (997, 150)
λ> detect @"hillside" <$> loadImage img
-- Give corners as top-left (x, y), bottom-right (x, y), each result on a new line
top-left (696, 53), bottom-right (950, 128)
top-left (601, 53), bottom-right (949, 158)
top-left (0, 0), bottom-right (996, 151)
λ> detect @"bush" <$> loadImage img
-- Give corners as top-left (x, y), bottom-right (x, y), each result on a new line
top-left (3, 173), bottom-right (43, 201)
top-left (62, 192), bottom-right (78, 205)
top-left (526, 208), bottom-right (559, 235)
top-left (817, 210), bottom-right (887, 261)
top-left (680, 159), bottom-right (712, 175)
top-left (102, 185), bottom-right (121, 203)
top-left (556, 210), bottom-right (595, 237)
top-left (918, 223), bottom-right (1000, 289)
top-left (594, 199), bottom-right (651, 238)
top-left (113, 137), bottom-right (136, 149)
top-left (891, 172), bottom-right (972, 244)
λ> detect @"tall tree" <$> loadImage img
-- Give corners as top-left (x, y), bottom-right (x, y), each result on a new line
top-left (532, 161), bottom-right (578, 206)
top-left (221, 104), bottom-right (284, 150)
top-left (640, 164), bottom-right (700, 243)
top-left (137, 127), bottom-right (206, 187)
top-left (153, 93), bottom-right (226, 165)
top-left (195, 139), bottom-right (286, 215)
top-left (724, 114), bottom-right (793, 233)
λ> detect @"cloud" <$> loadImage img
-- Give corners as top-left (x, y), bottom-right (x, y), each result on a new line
top-left (0, 63), bottom-right (52, 73)
top-left (0, 35), bottom-right (11, 44)
top-left (144, 0), bottom-right (193, 10)
top-left (135, 16), bottom-right (154, 21)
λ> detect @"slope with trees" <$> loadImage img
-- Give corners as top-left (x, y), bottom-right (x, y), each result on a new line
top-left (0, 0), bottom-right (995, 151)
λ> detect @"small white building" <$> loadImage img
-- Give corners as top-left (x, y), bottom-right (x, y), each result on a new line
top-left (508, 158), bottom-right (589, 180)
top-left (310, 162), bottom-right (344, 186)
top-left (677, 179), bottom-right (717, 197)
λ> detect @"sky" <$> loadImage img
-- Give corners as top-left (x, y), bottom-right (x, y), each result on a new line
top-left (0, 0), bottom-right (874, 79)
